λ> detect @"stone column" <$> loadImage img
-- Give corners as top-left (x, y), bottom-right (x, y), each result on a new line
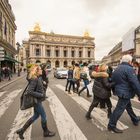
top-left (51, 46), bottom-right (54, 57)
top-left (61, 47), bottom-right (63, 58)
top-left (30, 44), bottom-right (33, 57)
top-left (43, 45), bottom-right (46, 57)
top-left (75, 48), bottom-right (78, 58)
top-left (68, 47), bottom-right (71, 58)
top-left (83, 47), bottom-right (86, 58)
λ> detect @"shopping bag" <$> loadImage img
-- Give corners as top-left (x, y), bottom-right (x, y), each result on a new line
top-left (87, 82), bottom-right (93, 96)
top-left (20, 84), bottom-right (37, 110)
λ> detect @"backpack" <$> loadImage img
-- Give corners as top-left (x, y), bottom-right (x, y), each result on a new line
top-left (80, 72), bottom-right (87, 79)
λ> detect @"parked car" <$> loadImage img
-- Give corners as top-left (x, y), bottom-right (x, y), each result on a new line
top-left (54, 68), bottom-right (68, 79)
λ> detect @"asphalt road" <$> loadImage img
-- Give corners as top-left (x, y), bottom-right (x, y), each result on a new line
top-left (0, 72), bottom-right (140, 140)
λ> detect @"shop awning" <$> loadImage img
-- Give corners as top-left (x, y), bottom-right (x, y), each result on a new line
top-left (3, 55), bottom-right (20, 63)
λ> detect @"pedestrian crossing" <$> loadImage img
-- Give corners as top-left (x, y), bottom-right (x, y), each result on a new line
top-left (55, 84), bottom-right (128, 131)
top-left (0, 85), bottom-right (140, 140)
top-left (0, 89), bottom-right (22, 119)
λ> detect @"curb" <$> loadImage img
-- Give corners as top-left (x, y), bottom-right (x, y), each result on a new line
top-left (0, 74), bottom-right (26, 89)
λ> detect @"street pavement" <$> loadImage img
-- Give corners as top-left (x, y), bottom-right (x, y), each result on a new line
top-left (0, 72), bottom-right (140, 140)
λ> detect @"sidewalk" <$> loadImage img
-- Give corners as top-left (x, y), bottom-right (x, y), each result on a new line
top-left (0, 72), bottom-right (26, 89)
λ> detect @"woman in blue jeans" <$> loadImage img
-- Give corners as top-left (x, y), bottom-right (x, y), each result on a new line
top-left (16, 65), bottom-right (55, 139)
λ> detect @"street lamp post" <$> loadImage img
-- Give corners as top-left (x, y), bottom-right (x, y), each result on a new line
top-left (16, 42), bottom-right (20, 76)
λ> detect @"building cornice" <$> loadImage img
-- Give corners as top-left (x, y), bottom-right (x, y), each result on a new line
top-left (0, 1), bottom-right (17, 29)
top-left (0, 37), bottom-right (17, 54)
top-left (29, 31), bottom-right (95, 40)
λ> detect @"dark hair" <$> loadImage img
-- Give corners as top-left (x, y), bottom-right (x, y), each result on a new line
top-left (75, 63), bottom-right (79, 67)
top-left (83, 62), bottom-right (88, 66)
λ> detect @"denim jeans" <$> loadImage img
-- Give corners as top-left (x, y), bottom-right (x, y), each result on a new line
top-left (31, 102), bottom-right (47, 123)
top-left (83, 79), bottom-right (89, 88)
top-left (108, 97), bottom-right (139, 128)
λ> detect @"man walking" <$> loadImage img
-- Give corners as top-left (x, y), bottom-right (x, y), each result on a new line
top-left (108, 54), bottom-right (140, 133)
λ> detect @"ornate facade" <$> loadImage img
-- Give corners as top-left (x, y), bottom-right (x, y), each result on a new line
top-left (0, 0), bottom-right (17, 71)
top-left (102, 25), bottom-right (140, 67)
top-left (23, 24), bottom-right (95, 68)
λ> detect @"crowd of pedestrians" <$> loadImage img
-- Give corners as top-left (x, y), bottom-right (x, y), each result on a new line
top-left (64, 54), bottom-right (140, 134)
top-left (16, 54), bottom-right (140, 139)
top-left (0, 67), bottom-right (12, 82)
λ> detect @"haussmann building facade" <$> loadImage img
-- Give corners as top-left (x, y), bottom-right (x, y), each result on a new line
top-left (0, 0), bottom-right (17, 72)
top-left (23, 24), bottom-right (95, 68)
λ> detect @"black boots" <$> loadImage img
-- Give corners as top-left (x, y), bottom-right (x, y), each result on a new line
top-left (16, 118), bottom-right (34, 139)
top-left (41, 121), bottom-right (55, 137)
top-left (85, 112), bottom-right (92, 120)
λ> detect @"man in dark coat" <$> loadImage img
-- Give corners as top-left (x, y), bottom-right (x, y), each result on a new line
top-left (108, 54), bottom-right (140, 133)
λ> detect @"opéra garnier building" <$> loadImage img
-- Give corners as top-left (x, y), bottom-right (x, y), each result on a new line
top-left (23, 24), bottom-right (95, 68)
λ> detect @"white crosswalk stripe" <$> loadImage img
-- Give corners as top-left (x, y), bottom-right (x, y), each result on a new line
top-left (0, 89), bottom-right (22, 119)
top-left (7, 109), bottom-right (33, 140)
top-left (55, 84), bottom-right (129, 131)
top-left (0, 91), bottom-right (6, 98)
top-left (47, 87), bottom-right (88, 140)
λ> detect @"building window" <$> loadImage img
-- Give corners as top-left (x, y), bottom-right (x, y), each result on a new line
top-left (79, 51), bottom-right (82, 57)
top-left (4, 20), bottom-right (7, 36)
top-left (88, 51), bottom-right (90, 57)
top-left (64, 50), bottom-right (67, 57)
top-left (35, 49), bottom-right (41, 56)
top-left (56, 50), bottom-right (59, 57)
top-left (46, 50), bottom-right (51, 57)
top-left (71, 51), bottom-right (74, 57)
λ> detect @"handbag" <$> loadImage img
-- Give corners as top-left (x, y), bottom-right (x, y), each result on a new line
top-left (20, 83), bottom-right (37, 110)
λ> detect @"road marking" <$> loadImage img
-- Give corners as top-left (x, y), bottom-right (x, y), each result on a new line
top-left (132, 97), bottom-right (140, 103)
top-left (0, 89), bottom-right (22, 118)
top-left (0, 91), bottom-right (6, 98)
top-left (7, 109), bottom-right (33, 140)
top-left (47, 87), bottom-right (88, 140)
top-left (56, 84), bottom-right (128, 131)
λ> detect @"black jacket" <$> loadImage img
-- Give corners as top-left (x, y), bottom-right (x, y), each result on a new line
top-left (27, 77), bottom-right (46, 102)
top-left (93, 77), bottom-right (113, 99)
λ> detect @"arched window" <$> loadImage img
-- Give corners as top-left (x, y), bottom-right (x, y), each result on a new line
top-left (71, 61), bottom-right (75, 65)
top-left (64, 61), bottom-right (67, 67)
top-left (55, 60), bottom-right (59, 68)
top-left (36, 60), bottom-right (41, 63)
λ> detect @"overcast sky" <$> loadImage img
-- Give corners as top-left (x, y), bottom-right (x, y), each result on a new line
top-left (9, 0), bottom-right (140, 60)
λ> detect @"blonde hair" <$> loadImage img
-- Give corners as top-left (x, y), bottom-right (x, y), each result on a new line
top-left (98, 64), bottom-right (108, 72)
top-left (28, 64), bottom-right (40, 79)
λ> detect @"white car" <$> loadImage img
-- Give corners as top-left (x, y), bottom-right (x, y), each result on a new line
top-left (54, 68), bottom-right (68, 79)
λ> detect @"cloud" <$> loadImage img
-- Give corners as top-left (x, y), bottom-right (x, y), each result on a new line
top-left (9, 0), bottom-right (140, 60)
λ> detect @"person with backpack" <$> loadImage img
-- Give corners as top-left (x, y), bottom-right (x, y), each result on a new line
top-left (78, 62), bottom-right (91, 97)
top-left (73, 63), bottom-right (81, 93)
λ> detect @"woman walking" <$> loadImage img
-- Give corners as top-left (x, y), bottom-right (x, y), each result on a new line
top-left (86, 64), bottom-right (114, 119)
top-left (16, 65), bottom-right (55, 139)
